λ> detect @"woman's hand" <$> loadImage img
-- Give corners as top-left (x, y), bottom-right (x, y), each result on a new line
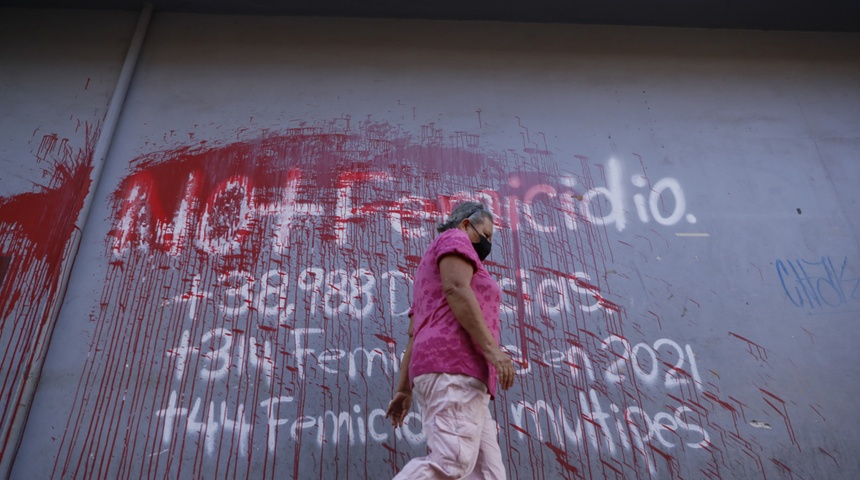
top-left (486, 348), bottom-right (516, 390)
top-left (385, 391), bottom-right (413, 427)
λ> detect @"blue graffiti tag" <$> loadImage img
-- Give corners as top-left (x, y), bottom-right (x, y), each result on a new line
top-left (776, 256), bottom-right (860, 309)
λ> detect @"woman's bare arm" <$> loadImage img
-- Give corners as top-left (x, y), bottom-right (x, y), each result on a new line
top-left (439, 255), bottom-right (515, 390)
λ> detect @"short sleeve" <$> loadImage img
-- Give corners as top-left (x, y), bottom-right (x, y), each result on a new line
top-left (433, 229), bottom-right (480, 271)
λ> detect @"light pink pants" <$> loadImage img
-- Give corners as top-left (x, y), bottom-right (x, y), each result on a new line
top-left (393, 373), bottom-right (506, 480)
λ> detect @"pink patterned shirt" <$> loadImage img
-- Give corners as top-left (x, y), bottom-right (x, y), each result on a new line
top-left (408, 229), bottom-right (502, 398)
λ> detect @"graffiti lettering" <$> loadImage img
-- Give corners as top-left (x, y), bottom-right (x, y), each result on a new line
top-left (159, 390), bottom-right (710, 461)
top-left (156, 390), bottom-right (253, 456)
top-left (168, 267), bottom-right (621, 327)
top-left (110, 160), bottom-right (696, 256)
top-left (152, 267), bottom-right (623, 379)
top-left (510, 390), bottom-right (710, 476)
top-left (157, 394), bottom-right (425, 454)
top-left (167, 322), bottom-right (704, 395)
top-left (165, 327), bottom-right (399, 384)
top-left (159, 320), bottom-right (708, 468)
top-left (601, 335), bottom-right (703, 390)
top-left (776, 256), bottom-right (860, 309)
top-left (166, 328), bottom-right (275, 385)
top-left (504, 335), bottom-right (703, 390)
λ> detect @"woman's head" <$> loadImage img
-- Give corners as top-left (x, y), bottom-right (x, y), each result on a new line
top-left (437, 201), bottom-right (493, 233)
top-left (437, 201), bottom-right (494, 260)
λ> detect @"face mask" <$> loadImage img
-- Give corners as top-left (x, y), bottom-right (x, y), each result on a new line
top-left (470, 224), bottom-right (492, 261)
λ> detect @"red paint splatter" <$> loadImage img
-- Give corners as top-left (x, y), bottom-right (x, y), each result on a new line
top-left (818, 447), bottom-right (839, 467)
top-left (374, 334), bottom-right (396, 345)
top-left (760, 388), bottom-right (799, 451)
top-left (0, 123), bottom-right (98, 463)
top-left (728, 332), bottom-right (768, 362)
top-left (702, 391), bottom-right (737, 413)
top-left (31, 117), bottom-right (759, 480)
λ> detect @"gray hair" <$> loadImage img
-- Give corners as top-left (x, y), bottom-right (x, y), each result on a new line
top-left (437, 201), bottom-right (493, 233)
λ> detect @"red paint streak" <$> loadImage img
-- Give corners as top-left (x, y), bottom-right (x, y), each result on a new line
top-left (531, 265), bottom-right (579, 279)
top-left (748, 261), bottom-right (764, 281)
top-left (770, 458), bottom-right (791, 474)
top-left (506, 191), bottom-right (533, 367)
top-left (800, 326), bottom-right (815, 343)
top-left (817, 447), bottom-right (839, 467)
top-left (510, 424), bottom-right (529, 437)
top-left (533, 358), bottom-right (550, 368)
top-left (543, 441), bottom-right (565, 457)
top-left (579, 330), bottom-right (602, 342)
top-left (702, 392), bottom-right (737, 413)
top-left (759, 389), bottom-right (784, 404)
top-left (600, 459), bottom-right (623, 476)
top-left (36, 133), bottom-right (58, 163)
top-left (512, 358), bottom-right (529, 370)
top-left (374, 334), bottom-right (396, 345)
top-left (649, 445), bottom-right (676, 478)
top-left (666, 393), bottom-right (703, 414)
top-left (575, 278), bottom-right (600, 292)
top-left (760, 388), bottom-right (799, 451)
top-left (648, 310), bottom-right (662, 329)
top-left (741, 448), bottom-right (769, 480)
top-left (701, 467), bottom-right (720, 479)
top-left (728, 331), bottom-right (768, 361)
top-left (523, 323), bottom-right (541, 334)
top-left (403, 255), bottom-right (422, 265)
top-left (556, 459), bottom-right (580, 474)
top-left (728, 332), bottom-right (763, 349)
top-left (0, 256), bottom-right (10, 288)
top-left (593, 294), bottom-right (622, 312)
top-left (809, 403), bottom-right (825, 422)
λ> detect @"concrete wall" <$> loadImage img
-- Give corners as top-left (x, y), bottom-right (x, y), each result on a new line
top-left (4, 9), bottom-right (859, 479)
top-left (0, 8), bottom-right (136, 472)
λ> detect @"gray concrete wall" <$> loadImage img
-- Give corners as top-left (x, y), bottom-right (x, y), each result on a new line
top-left (5, 10), bottom-right (860, 479)
top-left (0, 8), bottom-right (136, 472)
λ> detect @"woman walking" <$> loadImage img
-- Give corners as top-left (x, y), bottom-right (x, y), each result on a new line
top-left (386, 201), bottom-right (516, 479)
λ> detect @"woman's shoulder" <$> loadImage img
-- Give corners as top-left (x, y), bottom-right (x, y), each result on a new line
top-left (428, 229), bottom-right (479, 265)
top-left (429, 229), bottom-right (471, 252)
top-left (434, 228), bottom-right (468, 243)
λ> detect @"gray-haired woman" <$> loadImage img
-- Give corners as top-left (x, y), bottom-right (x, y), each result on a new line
top-left (386, 201), bottom-right (515, 479)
